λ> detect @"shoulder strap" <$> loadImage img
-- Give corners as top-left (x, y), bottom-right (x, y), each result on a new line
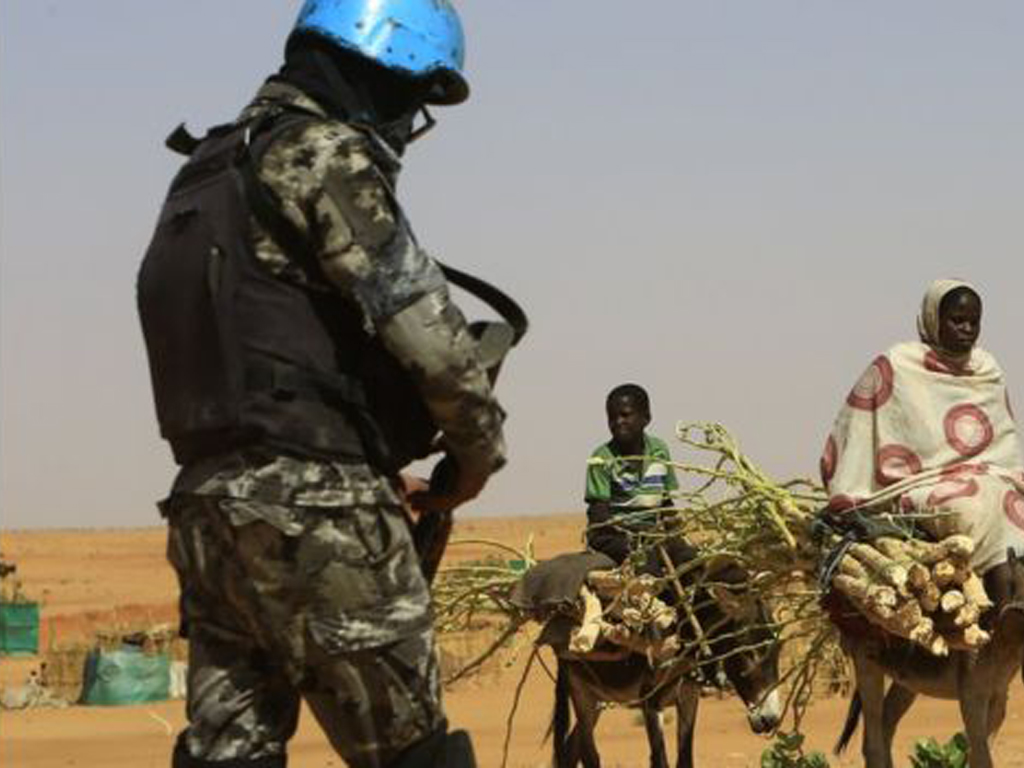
top-left (235, 108), bottom-right (327, 281)
top-left (440, 263), bottom-right (528, 345)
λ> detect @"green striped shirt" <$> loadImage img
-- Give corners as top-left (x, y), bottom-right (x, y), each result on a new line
top-left (584, 434), bottom-right (678, 519)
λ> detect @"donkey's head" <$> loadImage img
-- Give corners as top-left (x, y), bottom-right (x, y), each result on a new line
top-left (999, 548), bottom-right (1024, 606)
top-left (996, 547), bottom-right (1024, 621)
top-left (986, 547), bottom-right (1024, 687)
top-left (701, 564), bottom-right (782, 734)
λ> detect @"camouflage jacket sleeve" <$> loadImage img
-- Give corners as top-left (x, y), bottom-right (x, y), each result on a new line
top-left (256, 117), bottom-right (506, 474)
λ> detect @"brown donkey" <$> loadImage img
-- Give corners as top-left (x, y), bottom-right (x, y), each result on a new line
top-left (835, 548), bottom-right (1024, 768)
top-left (549, 562), bottom-right (782, 768)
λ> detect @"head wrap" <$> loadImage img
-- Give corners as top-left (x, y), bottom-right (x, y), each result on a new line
top-left (275, 34), bottom-right (427, 154)
top-left (916, 278), bottom-right (979, 350)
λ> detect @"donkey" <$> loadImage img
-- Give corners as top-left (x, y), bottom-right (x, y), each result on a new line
top-left (549, 561), bottom-right (783, 768)
top-left (835, 548), bottom-right (1024, 768)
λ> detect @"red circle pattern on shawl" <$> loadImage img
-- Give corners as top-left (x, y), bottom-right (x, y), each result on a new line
top-left (847, 356), bottom-right (894, 411)
top-left (1004, 490), bottom-right (1024, 532)
top-left (944, 404), bottom-right (995, 458)
top-left (875, 444), bottom-right (923, 486)
top-left (927, 477), bottom-right (980, 507)
top-left (820, 434), bottom-right (837, 485)
top-left (924, 349), bottom-right (972, 376)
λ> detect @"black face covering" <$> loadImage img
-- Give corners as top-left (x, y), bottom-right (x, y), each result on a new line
top-left (276, 35), bottom-right (430, 155)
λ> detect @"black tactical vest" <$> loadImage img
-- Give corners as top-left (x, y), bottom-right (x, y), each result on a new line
top-left (137, 114), bottom-right (383, 466)
top-left (139, 110), bottom-right (527, 471)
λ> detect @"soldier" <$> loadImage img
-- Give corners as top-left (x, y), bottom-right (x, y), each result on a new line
top-left (137, 2), bottom-right (506, 767)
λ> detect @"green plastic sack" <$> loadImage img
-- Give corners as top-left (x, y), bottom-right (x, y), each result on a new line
top-left (0, 602), bottom-right (40, 655)
top-left (81, 646), bottom-right (171, 706)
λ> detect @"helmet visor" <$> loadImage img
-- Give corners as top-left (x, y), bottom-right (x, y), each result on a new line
top-left (424, 69), bottom-right (469, 106)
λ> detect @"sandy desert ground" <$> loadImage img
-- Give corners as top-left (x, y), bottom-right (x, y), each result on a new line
top-left (2, 514), bottom-right (1024, 768)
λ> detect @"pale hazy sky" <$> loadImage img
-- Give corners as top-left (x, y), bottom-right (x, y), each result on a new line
top-left (2, 2), bottom-right (1023, 529)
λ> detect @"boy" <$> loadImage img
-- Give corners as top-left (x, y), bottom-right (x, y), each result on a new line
top-left (585, 384), bottom-right (679, 565)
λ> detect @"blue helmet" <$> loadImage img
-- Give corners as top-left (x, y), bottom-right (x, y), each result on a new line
top-left (292, 0), bottom-right (469, 105)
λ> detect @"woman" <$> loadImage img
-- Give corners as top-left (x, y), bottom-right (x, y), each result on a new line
top-left (821, 279), bottom-right (1024, 579)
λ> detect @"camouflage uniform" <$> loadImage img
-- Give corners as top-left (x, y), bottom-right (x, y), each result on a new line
top-left (165, 81), bottom-right (504, 768)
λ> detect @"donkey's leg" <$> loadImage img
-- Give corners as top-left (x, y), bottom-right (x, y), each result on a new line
top-left (987, 691), bottom-right (1008, 744)
top-left (641, 705), bottom-right (669, 768)
top-left (881, 682), bottom-right (916, 761)
top-left (553, 661), bottom-right (576, 768)
top-left (958, 681), bottom-right (994, 768)
top-left (955, 654), bottom-right (996, 768)
top-left (674, 681), bottom-right (700, 768)
top-left (851, 650), bottom-right (890, 768)
top-left (565, 669), bottom-right (603, 768)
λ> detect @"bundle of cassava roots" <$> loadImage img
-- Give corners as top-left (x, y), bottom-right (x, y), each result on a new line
top-left (567, 568), bottom-right (681, 661)
top-left (829, 533), bottom-right (992, 655)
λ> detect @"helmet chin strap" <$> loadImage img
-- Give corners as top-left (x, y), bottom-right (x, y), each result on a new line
top-left (407, 106), bottom-right (436, 143)
top-left (376, 106), bottom-right (436, 155)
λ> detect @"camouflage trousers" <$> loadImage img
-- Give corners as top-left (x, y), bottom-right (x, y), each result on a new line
top-left (164, 494), bottom-right (444, 768)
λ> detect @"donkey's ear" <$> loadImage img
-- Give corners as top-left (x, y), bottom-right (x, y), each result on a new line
top-left (1008, 548), bottom-right (1019, 568)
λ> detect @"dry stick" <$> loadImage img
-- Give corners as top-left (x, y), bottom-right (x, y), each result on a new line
top-left (534, 646), bottom-right (557, 683)
top-left (674, 423), bottom-right (849, 723)
top-left (437, 565), bottom-right (515, 578)
top-left (787, 627), bottom-right (833, 730)
top-left (444, 538), bottom-right (533, 561)
top-left (657, 545), bottom-right (712, 659)
top-left (669, 635), bottom-right (778, 671)
top-left (442, 617), bottom-right (526, 687)
top-left (435, 583), bottom-right (504, 616)
top-left (680, 425), bottom-right (802, 548)
top-left (499, 644), bottom-right (539, 768)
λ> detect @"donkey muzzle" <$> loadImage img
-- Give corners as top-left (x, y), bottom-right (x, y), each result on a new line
top-left (747, 689), bottom-right (782, 734)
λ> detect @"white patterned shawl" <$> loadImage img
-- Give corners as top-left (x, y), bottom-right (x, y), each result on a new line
top-left (821, 284), bottom-right (1024, 572)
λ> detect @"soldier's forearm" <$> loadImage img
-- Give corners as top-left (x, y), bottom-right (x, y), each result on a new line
top-left (378, 290), bottom-right (505, 472)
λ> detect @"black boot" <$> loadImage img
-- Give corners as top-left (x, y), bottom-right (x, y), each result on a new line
top-left (442, 730), bottom-right (476, 768)
top-left (387, 726), bottom-right (476, 768)
top-left (172, 733), bottom-right (286, 768)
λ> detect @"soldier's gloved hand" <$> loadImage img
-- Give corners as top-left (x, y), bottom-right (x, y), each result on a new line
top-left (397, 473), bottom-right (431, 523)
top-left (407, 453), bottom-right (494, 515)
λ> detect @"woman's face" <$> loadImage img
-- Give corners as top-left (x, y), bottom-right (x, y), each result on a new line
top-left (938, 289), bottom-right (982, 354)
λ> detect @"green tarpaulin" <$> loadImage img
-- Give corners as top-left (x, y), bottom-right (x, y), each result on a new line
top-left (81, 646), bottom-right (171, 706)
top-left (0, 602), bottom-right (40, 656)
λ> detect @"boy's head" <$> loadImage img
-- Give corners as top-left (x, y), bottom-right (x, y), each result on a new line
top-left (605, 383), bottom-right (651, 449)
